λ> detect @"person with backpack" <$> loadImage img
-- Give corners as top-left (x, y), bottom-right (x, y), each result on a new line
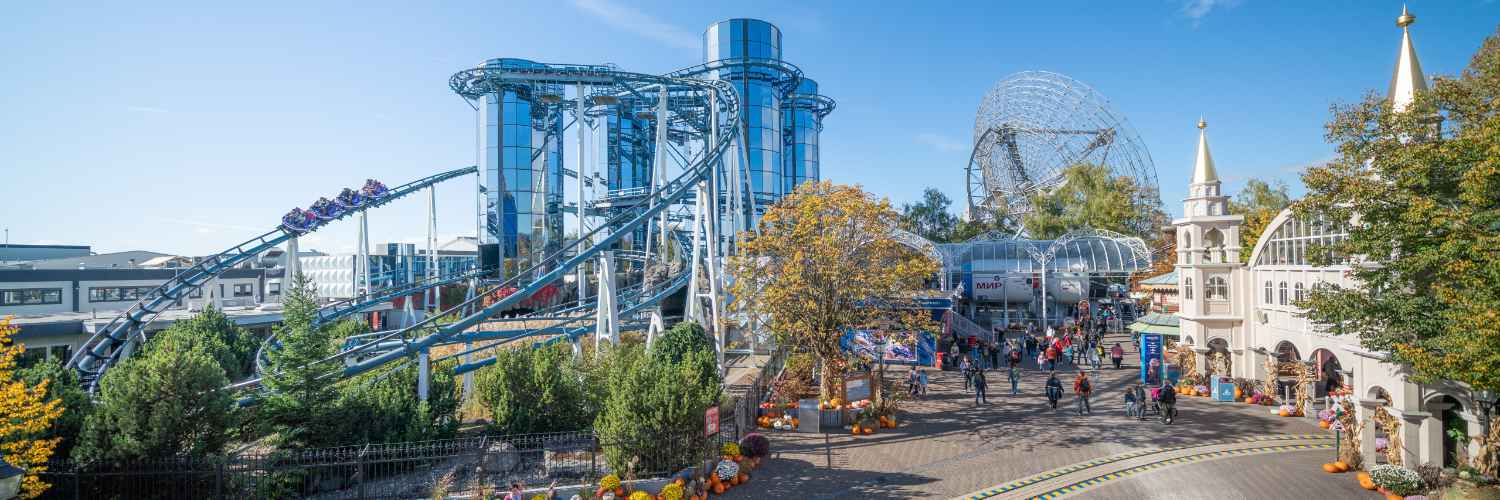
top-left (972, 367), bottom-right (989, 405)
top-left (1073, 371), bottom-right (1093, 415)
top-left (1044, 343), bottom-right (1058, 371)
top-left (1044, 372), bottom-right (1064, 409)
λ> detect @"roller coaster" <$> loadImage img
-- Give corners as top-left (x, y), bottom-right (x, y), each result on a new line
top-left (69, 55), bottom-right (814, 400)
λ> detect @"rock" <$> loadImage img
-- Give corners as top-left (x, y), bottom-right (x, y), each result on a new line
top-left (482, 441), bottom-right (520, 474)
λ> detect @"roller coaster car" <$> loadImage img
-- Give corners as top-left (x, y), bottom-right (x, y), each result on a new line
top-left (335, 188), bottom-right (365, 209)
top-left (281, 208), bottom-right (313, 233)
top-left (310, 197), bottom-right (344, 220)
top-left (360, 179), bottom-right (389, 198)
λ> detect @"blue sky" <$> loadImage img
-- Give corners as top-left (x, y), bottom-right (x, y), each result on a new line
top-left (2, 1), bottom-right (1496, 256)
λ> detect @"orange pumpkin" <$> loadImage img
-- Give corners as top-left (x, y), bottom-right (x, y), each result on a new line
top-left (713, 483), bottom-right (726, 494)
top-left (1333, 461), bottom-right (1349, 472)
top-left (616, 487), bottom-right (626, 496)
top-left (1386, 495), bottom-right (1403, 500)
top-left (1279, 409), bottom-right (1291, 417)
top-left (790, 418), bottom-right (800, 427)
top-left (888, 418), bottom-right (897, 427)
top-left (863, 427), bottom-right (874, 435)
top-left (851, 424), bottom-right (862, 435)
top-left (1234, 387), bottom-right (1243, 399)
top-left (737, 473), bottom-right (748, 483)
top-left (1319, 420), bottom-right (1331, 429)
top-left (1321, 463), bottom-right (1338, 473)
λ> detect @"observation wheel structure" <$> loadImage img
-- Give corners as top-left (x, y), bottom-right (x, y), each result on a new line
top-left (965, 71), bottom-right (1159, 224)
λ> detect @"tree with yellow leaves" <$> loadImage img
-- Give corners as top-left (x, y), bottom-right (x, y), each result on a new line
top-left (729, 182), bottom-right (939, 402)
top-left (0, 316), bottom-right (64, 499)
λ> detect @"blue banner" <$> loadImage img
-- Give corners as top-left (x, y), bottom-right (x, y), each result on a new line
top-left (1140, 334), bottom-right (1164, 385)
top-left (841, 329), bottom-right (935, 366)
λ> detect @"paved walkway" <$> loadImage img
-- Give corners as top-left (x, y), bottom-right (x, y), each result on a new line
top-left (726, 339), bottom-right (1366, 499)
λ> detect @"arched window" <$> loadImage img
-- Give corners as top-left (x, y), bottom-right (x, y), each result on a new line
top-left (1279, 281), bottom-right (1288, 305)
top-left (1264, 281), bottom-right (1273, 304)
top-left (1207, 276), bottom-right (1229, 301)
top-left (1294, 282), bottom-right (1306, 303)
top-left (1204, 229), bottom-right (1225, 262)
top-left (1181, 231), bottom-right (1192, 250)
top-left (1184, 277), bottom-right (1194, 300)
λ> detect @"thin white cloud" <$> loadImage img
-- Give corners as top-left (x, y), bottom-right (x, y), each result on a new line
top-left (1180, 0), bottom-right (1242, 26)
top-left (570, 0), bottom-right (699, 50)
top-left (126, 105), bottom-right (169, 114)
top-left (144, 216), bottom-right (261, 233)
top-left (915, 133), bottom-right (968, 154)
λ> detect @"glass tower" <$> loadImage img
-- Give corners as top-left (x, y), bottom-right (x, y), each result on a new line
top-left (478, 58), bottom-right (564, 278)
top-left (781, 77), bottom-right (822, 194)
top-left (704, 19), bottom-right (785, 210)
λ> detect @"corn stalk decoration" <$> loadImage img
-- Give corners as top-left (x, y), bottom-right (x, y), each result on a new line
top-left (1292, 362), bottom-right (1314, 416)
top-left (1261, 356), bottom-right (1280, 404)
top-left (1336, 397), bottom-right (1362, 467)
top-left (1208, 351), bottom-right (1230, 378)
top-left (1372, 405), bottom-right (1403, 467)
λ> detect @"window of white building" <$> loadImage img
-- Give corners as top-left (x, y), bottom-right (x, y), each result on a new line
top-left (1264, 281), bottom-right (1273, 304)
top-left (1294, 282), bottom-right (1306, 303)
top-left (1207, 276), bottom-right (1229, 301)
top-left (1279, 281), bottom-right (1288, 305)
top-left (1184, 277), bottom-right (1193, 300)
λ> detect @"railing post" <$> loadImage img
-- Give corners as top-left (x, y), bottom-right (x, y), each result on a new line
top-left (216, 459), bottom-right (224, 499)
top-left (357, 443), bottom-right (370, 500)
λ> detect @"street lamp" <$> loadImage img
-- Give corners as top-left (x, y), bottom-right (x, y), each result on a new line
top-left (0, 454), bottom-right (24, 500)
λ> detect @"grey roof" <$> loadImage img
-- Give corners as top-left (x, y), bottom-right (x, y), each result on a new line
top-left (22, 250), bottom-right (171, 270)
top-left (1140, 271), bottom-right (1178, 285)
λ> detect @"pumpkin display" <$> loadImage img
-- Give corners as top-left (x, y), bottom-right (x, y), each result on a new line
top-left (1322, 463), bottom-right (1338, 473)
top-left (629, 492), bottom-right (652, 500)
top-left (1333, 461), bottom-right (1349, 472)
top-left (1357, 471), bottom-right (1376, 490)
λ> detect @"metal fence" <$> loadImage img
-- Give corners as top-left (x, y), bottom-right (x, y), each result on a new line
top-left (39, 426), bottom-right (740, 500)
top-left (726, 348), bottom-right (788, 434)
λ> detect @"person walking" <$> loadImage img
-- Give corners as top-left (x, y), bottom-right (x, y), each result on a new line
top-left (1008, 362), bottom-right (1021, 395)
top-left (1045, 372), bottom-right (1064, 409)
top-left (1091, 343), bottom-right (1103, 371)
top-left (1073, 370), bottom-right (1093, 415)
top-left (919, 367), bottom-right (929, 395)
top-left (989, 342), bottom-right (1001, 371)
top-left (907, 366), bottom-right (921, 398)
top-left (1124, 384), bottom-right (1139, 418)
top-left (973, 368), bottom-right (989, 405)
top-left (1110, 342), bottom-right (1125, 369)
top-left (960, 357), bottom-right (973, 391)
top-left (1044, 343), bottom-right (1058, 372)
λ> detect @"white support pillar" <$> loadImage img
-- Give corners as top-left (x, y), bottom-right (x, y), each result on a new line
top-left (461, 339), bottom-right (474, 400)
top-left (685, 183), bottom-right (706, 324)
top-left (655, 85), bottom-right (670, 256)
top-left (357, 210), bottom-right (371, 296)
top-left (576, 83), bottom-right (590, 306)
top-left (427, 186), bottom-right (438, 312)
top-left (283, 237), bottom-right (300, 302)
top-left (417, 347), bottom-right (430, 402)
top-left (594, 251), bottom-right (619, 350)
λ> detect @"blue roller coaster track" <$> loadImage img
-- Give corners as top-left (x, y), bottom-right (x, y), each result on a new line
top-left (66, 166), bottom-right (477, 391)
top-left (209, 63), bottom-right (747, 398)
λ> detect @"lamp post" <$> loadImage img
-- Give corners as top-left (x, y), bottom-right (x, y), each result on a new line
top-left (0, 454), bottom-right (24, 500)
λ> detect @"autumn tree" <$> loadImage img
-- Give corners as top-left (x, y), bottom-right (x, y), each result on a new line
top-left (1228, 178), bottom-right (1293, 263)
top-left (1298, 27), bottom-right (1500, 474)
top-left (1021, 163), bottom-right (1169, 245)
top-left (0, 317), bottom-right (64, 499)
top-left (730, 182), bottom-right (939, 401)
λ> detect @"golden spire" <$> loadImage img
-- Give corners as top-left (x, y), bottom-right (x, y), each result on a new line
top-left (1389, 5), bottom-right (1427, 112)
top-left (1191, 117), bottom-right (1218, 185)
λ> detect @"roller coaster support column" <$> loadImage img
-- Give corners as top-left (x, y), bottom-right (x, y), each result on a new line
top-left (576, 83), bottom-right (590, 307)
top-left (426, 185), bottom-right (438, 313)
top-left (594, 251), bottom-right (619, 351)
top-left (417, 346), bottom-right (430, 402)
top-left (357, 211), bottom-right (371, 296)
top-left (461, 277), bottom-right (477, 398)
top-left (284, 237), bottom-right (301, 296)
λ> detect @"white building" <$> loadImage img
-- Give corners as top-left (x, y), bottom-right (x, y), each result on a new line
top-left (1173, 7), bottom-right (1483, 469)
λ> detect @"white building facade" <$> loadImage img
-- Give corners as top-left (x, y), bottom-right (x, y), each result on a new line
top-left (1173, 8), bottom-right (1484, 469)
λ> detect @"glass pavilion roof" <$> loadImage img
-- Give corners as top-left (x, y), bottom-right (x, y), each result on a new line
top-left (936, 228), bottom-right (1153, 276)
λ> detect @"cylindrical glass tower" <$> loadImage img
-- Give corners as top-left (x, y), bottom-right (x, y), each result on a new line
top-left (704, 19), bottom-right (784, 209)
top-left (781, 77), bottom-right (822, 194)
top-left (590, 98), bottom-right (654, 253)
top-left (478, 58), bottom-right (564, 278)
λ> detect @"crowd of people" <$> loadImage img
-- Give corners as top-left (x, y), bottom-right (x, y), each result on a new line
top-left (919, 319), bottom-right (1178, 422)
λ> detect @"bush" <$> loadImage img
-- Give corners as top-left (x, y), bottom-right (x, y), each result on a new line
top-left (74, 333), bottom-right (233, 462)
top-left (17, 359), bottom-right (92, 458)
top-left (595, 343), bottom-right (721, 475)
top-left (336, 358), bottom-right (461, 444)
top-left (653, 321), bottom-right (713, 365)
top-left (474, 344), bottom-right (593, 435)
top-left (148, 306), bottom-right (262, 380)
top-left (739, 433), bottom-right (769, 459)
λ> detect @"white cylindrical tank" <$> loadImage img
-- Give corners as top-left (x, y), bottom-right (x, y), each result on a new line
top-left (968, 271), bottom-right (1033, 303)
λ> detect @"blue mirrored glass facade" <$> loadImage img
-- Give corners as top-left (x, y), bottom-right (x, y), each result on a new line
top-left (782, 77), bottom-right (822, 194)
top-left (704, 19), bottom-right (786, 210)
top-left (478, 58), bottom-right (564, 278)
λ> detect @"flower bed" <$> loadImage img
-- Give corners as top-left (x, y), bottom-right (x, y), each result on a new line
top-left (1368, 464), bottom-right (1424, 497)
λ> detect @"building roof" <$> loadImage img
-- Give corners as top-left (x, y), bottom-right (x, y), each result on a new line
top-left (1389, 5), bottom-right (1427, 112)
top-left (22, 250), bottom-right (172, 270)
top-left (1140, 270), bottom-right (1178, 286)
top-left (1127, 312), bottom-right (1180, 337)
top-left (938, 228), bottom-right (1153, 276)
top-left (1190, 118), bottom-right (1218, 185)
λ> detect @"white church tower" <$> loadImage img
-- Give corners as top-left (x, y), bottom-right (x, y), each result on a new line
top-left (1173, 118), bottom-right (1245, 374)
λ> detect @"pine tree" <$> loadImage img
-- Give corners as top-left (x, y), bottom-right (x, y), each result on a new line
top-left (261, 273), bottom-right (342, 448)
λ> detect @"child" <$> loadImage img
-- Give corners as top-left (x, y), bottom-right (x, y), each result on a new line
top-left (1124, 385), bottom-right (1139, 417)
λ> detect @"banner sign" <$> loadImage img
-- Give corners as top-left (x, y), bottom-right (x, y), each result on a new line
top-left (1140, 333), bottom-right (1164, 384)
top-left (840, 329), bottom-right (936, 366)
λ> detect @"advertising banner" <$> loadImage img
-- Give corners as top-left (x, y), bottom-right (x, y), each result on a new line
top-left (840, 329), bottom-right (936, 366)
top-left (1140, 333), bottom-right (1164, 384)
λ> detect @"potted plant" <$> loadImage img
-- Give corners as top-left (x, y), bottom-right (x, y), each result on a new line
top-left (1368, 464), bottom-right (1423, 498)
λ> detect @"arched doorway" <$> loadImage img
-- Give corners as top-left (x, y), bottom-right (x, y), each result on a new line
top-left (1430, 395), bottom-right (1467, 468)
top-left (1207, 337), bottom-right (1231, 377)
top-left (1309, 348), bottom-right (1345, 398)
top-left (1367, 387), bottom-right (1400, 466)
top-left (1274, 341), bottom-right (1300, 363)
